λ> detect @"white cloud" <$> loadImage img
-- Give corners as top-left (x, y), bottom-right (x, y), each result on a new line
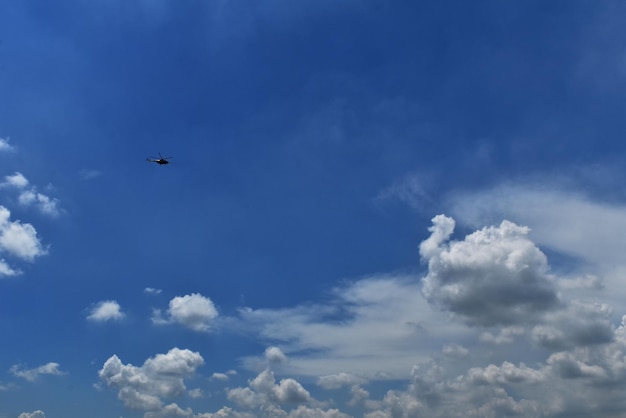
top-left (374, 172), bottom-right (434, 211)
top-left (17, 412), bottom-right (45, 418)
top-left (153, 293), bottom-right (218, 332)
top-left (227, 368), bottom-right (312, 412)
top-left (10, 362), bottom-right (64, 382)
top-left (420, 214), bottom-right (559, 326)
top-left (0, 206), bottom-right (47, 262)
top-left (442, 343), bottom-right (469, 358)
top-left (239, 275), bottom-right (468, 379)
top-left (2, 172), bottom-right (28, 188)
top-left (0, 172), bottom-right (61, 217)
top-left (0, 137), bottom-right (15, 153)
top-left (0, 258), bottom-right (20, 276)
top-left (264, 347), bottom-right (287, 365)
top-left (188, 388), bottom-right (204, 399)
top-left (448, 184), bottom-right (626, 267)
top-left (87, 300), bottom-right (125, 322)
top-left (317, 372), bottom-right (366, 389)
top-left (99, 348), bottom-right (204, 411)
top-left (79, 169), bottom-right (103, 180)
top-left (144, 287), bottom-right (163, 295)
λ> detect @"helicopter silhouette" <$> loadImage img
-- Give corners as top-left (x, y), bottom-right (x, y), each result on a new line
top-left (146, 153), bottom-right (172, 165)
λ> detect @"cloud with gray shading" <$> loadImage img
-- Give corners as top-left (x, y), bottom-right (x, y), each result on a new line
top-left (152, 293), bottom-right (218, 332)
top-left (420, 214), bottom-right (559, 326)
top-left (0, 205), bottom-right (46, 276)
top-left (98, 348), bottom-right (204, 411)
top-left (87, 300), bottom-right (125, 322)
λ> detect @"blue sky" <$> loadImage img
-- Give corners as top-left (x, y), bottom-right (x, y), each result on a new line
top-left (3, 1), bottom-right (626, 417)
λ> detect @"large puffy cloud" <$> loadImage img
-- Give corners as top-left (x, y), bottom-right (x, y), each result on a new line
top-left (420, 214), bottom-right (559, 326)
top-left (153, 293), bottom-right (218, 332)
top-left (98, 348), bottom-right (205, 411)
top-left (10, 362), bottom-right (64, 382)
top-left (87, 300), bottom-right (125, 322)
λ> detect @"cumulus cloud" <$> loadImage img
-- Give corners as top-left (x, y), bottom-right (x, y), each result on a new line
top-left (228, 368), bottom-right (311, 410)
top-left (152, 293), bottom-right (219, 332)
top-left (420, 214), bottom-right (559, 326)
top-left (10, 362), bottom-right (64, 382)
top-left (0, 206), bottom-right (47, 263)
top-left (448, 184), bottom-right (626, 267)
top-left (358, 313), bottom-right (626, 418)
top-left (0, 172), bottom-right (61, 217)
top-left (264, 347), bottom-right (287, 365)
top-left (87, 300), bottom-right (125, 322)
top-left (98, 348), bottom-right (204, 411)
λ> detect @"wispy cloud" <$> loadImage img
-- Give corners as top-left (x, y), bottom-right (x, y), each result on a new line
top-left (0, 137), bottom-right (16, 153)
top-left (143, 287), bottom-right (163, 295)
top-left (78, 169), bottom-right (102, 181)
top-left (238, 275), bottom-right (468, 378)
top-left (10, 363), bottom-right (64, 382)
top-left (0, 172), bottom-right (61, 217)
top-left (17, 412), bottom-right (45, 418)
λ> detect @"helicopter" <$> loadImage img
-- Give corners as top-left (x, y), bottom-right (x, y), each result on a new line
top-left (146, 153), bottom-right (172, 165)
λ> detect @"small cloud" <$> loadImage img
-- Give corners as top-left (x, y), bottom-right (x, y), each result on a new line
top-left (144, 287), bottom-right (162, 295)
top-left (265, 347), bottom-right (287, 365)
top-left (87, 300), bottom-right (125, 322)
top-left (18, 190), bottom-right (61, 217)
top-left (188, 388), bottom-right (204, 399)
top-left (0, 137), bottom-right (15, 153)
top-left (10, 363), bottom-right (64, 382)
top-left (0, 259), bottom-right (21, 277)
top-left (442, 343), bottom-right (469, 358)
top-left (152, 293), bottom-right (218, 332)
top-left (79, 169), bottom-right (102, 180)
top-left (375, 172), bottom-right (434, 211)
top-left (0, 382), bottom-right (17, 391)
top-left (1, 172), bottom-right (28, 189)
top-left (317, 372), bottom-right (367, 389)
top-left (0, 173), bottom-right (61, 217)
top-left (18, 412), bottom-right (45, 418)
top-left (0, 205), bottom-right (47, 262)
top-left (211, 370), bottom-right (237, 381)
